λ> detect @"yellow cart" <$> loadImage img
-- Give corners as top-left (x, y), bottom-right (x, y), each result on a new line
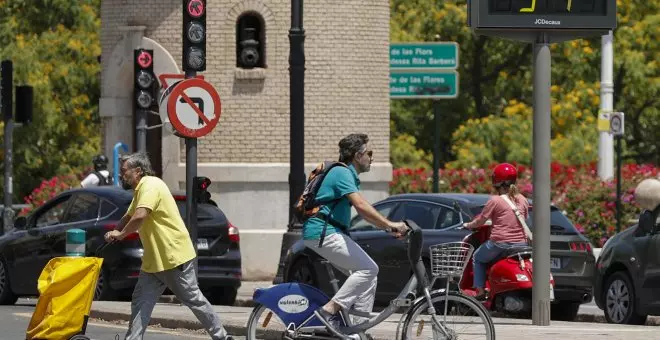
top-left (25, 255), bottom-right (104, 340)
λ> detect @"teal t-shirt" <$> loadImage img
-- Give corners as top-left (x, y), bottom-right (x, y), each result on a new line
top-left (302, 164), bottom-right (361, 240)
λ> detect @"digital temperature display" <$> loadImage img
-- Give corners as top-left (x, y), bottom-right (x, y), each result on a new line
top-left (468, 0), bottom-right (616, 30)
top-left (489, 0), bottom-right (607, 16)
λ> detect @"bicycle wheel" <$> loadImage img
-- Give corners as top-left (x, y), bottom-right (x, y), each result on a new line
top-left (401, 290), bottom-right (495, 340)
top-left (246, 303), bottom-right (295, 340)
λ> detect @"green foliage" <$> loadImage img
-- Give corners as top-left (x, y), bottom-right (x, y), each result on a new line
top-left (390, 133), bottom-right (431, 169)
top-left (390, 0), bottom-right (660, 167)
top-left (0, 0), bottom-right (101, 201)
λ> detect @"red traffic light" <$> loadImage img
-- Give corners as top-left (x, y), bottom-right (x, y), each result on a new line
top-left (186, 0), bottom-right (205, 18)
top-left (197, 176), bottom-right (211, 190)
top-left (137, 50), bottom-right (153, 68)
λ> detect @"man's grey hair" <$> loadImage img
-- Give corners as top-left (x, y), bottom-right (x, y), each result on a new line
top-left (120, 152), bottom-right (156, 177)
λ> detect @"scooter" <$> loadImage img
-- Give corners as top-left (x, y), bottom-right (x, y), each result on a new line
top-left (454, 204), bottom-right (555, 317)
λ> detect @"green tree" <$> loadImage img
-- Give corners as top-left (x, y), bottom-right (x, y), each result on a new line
top-left (390, 0), bottom-right (660, 167)
top-left (0, 0), bottom-right (101, 202)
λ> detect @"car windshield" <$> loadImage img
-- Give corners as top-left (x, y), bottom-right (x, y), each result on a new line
top-left (469, 205), bottom-right (579, 235)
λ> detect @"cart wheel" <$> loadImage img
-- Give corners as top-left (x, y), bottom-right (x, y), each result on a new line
top-left (69, 335), bottom-right (91, 340)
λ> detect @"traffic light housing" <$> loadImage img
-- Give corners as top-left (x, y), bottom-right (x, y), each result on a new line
top-left (182, 0), bottom-right (206, 72)
top-left (133, 49), bottom-right (157, 111)
top-left (2, 60), bottom-right (13, 121)
top-left (15, 85), bottom-right (33, 124)
top-left (193, 176), bottom-right (211, 203)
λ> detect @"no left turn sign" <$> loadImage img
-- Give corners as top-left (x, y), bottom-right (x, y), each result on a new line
top-left (166, 78), bottom-right (221, 138)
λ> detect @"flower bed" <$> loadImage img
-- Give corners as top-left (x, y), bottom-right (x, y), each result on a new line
top-left (390, 163), bottom-right (660, 246)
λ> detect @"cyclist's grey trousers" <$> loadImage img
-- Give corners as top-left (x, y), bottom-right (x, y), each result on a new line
top-left (304, 232), bottom-right (379, 322)
top-left (124, 259), bottom-right (228, 340)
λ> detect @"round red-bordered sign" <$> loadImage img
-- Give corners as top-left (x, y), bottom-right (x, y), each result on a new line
top-left (137, 50), bottom-right (153, 68)
top-left (187, 0), bottom-right (205, 18)
top-left (167, 78), bottom-right (221, 138)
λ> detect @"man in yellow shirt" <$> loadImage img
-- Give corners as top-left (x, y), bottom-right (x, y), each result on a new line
top-left (104, 152), bottom-right (233, 340)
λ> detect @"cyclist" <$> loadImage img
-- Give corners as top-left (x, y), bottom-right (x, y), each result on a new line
top-left (303, 133), bottom-right (408, 328)
top-left (463, 163), bottom-right (531, 300)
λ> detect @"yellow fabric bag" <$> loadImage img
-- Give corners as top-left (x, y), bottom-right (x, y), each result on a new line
top-left (25, 257), bottom-right (103, 340)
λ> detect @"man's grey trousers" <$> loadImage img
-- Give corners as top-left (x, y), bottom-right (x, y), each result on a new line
top-left (124, 259), bottom-right (228, 340)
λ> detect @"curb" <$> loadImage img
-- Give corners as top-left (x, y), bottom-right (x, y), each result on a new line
top-left (157, 295), bottom-right (255, 307)
top-left (89, 310), bottom-right (246, 336)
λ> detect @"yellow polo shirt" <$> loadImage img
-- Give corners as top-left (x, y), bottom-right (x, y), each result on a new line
top-left (126, 176), bottom-right (196, 273)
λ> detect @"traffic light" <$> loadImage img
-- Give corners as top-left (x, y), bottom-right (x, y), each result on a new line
top-left (133, 49), bottom-right (157, 111)
top-left (182, 0), bottom-right (206, 72)
top-left (15, 85), bottom-right (33, 124)
top-left (193, 176), bottom-right (211, 203)
top-left (2, 60), bottom-right (13, 121)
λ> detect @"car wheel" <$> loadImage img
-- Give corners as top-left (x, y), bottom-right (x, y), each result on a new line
top-left (288, 257), bottom-right (318, 287)
top-left (0, 258), bottom-right (18, 305)
top-left (603, 271), bottom-right (647, 325)
top-left (206, 287), bottom-right (238, 306)
top-left (551, 301), bottom-right (580, 321)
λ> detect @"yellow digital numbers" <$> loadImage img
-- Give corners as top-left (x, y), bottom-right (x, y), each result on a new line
top-left (520, 0), bottom-right (536, 12)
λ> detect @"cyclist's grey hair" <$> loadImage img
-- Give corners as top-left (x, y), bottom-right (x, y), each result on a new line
top-left (120, 152), bottom-right (155, 177)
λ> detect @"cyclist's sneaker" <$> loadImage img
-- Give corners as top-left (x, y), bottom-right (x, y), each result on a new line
top-left (314, 308), bottom-right (343, 330)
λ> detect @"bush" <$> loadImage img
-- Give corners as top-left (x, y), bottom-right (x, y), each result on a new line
top-left (390, 163), bottom-right (660, 247)
top-left (21, 167), bottom-right (90, 215)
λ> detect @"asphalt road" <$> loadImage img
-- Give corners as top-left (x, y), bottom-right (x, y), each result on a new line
top-left (3, 301), bottom-right (245, 340)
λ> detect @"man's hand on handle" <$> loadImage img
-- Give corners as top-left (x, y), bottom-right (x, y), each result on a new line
top-left (104, 230), bottom-right (122, 242)
top-left (387, 221), bottom-right (410, 239)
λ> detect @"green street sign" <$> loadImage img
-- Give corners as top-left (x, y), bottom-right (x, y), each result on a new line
top-left (390, 42), bottom-right (459, 70)
top-left (390, 71), bottom-right (459, 99)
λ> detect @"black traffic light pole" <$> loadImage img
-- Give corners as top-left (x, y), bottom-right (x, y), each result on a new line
top-left (288, 0), bottom-right (306, 226)
top-left (182, 0), bottom-right (206, 253)
top-left (2, 60), bottom-right (13, 235)
top-left (2, 60), bottom-right (33, 235)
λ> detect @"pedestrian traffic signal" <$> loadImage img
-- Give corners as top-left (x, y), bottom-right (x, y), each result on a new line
top-left (182, 0), bottom-right (206, 72)
top-left (193, 176), bottom-right (211, 203)
top-left (133, 49), bottom-right (157, 111)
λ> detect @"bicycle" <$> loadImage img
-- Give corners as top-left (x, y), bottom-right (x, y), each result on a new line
top-left (246, 219), bottom-right (496, 340)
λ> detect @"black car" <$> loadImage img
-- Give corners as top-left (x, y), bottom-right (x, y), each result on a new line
top-left (278, 193), bottom-right (596, 320)
top-left (593, 209), bottom-right (660, 325)
top-left (0, 186), bottom-right (241, 305)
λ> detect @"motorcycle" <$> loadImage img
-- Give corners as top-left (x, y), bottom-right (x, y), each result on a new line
top-left (454, 203), bottom-right (555, 317)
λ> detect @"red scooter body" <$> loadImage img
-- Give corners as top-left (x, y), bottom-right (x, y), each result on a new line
top-left (459, 226), bottom-right (554, 315)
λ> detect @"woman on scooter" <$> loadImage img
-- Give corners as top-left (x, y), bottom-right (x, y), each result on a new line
top-left (463, 163), bottom-right (531, 300)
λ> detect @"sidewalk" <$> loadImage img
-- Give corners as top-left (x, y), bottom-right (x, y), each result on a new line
top-left (90, 281), bottom-right (660, 340)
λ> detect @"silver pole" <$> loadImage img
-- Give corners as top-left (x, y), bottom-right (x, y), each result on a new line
top-left (532, 33), bottom-right (551, 326)
top-left (598, 31), bottom-right (614, 180)
top-left (136, 109), bottom-right (147, 153)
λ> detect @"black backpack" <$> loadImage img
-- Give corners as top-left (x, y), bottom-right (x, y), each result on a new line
top-left (93, 171), bottom-right (113, 186)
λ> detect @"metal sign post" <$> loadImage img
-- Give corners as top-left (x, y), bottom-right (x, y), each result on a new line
top-left (181, 0), bottom-right (208, 256)
top-left (609, 112), bottom-right (624, 232)
top-left (531, 33), bottom-right (552, 325)
top-left (467, 0), bottom-right (617, 326)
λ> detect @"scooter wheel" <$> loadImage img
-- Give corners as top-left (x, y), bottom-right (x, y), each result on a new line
top-left (69, 335), bottom-right (91, 340)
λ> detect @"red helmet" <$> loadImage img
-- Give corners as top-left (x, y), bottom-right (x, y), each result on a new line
top-left (492, 163), bottom-right (518, 187)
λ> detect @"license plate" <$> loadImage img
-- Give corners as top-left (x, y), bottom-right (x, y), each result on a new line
top-left (197, 238), bottom-right (209, 250)
top-left (551, 257), bottom-right (561, 269)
